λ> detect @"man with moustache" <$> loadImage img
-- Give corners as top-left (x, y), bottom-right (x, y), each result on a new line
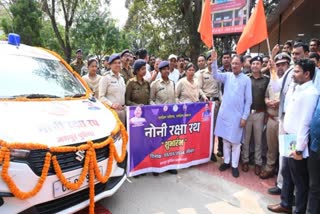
top-left (120, 49), bottom-right (134, 84)
top-left (268, 42), bottom-right (309, 195)
top-left (241, 56), bottom-right (269, 176)
top-left (177, 55), bottom-right (186, 80)
top-left (268, 59), bottom-right (319, 214)
top-left (212, 52), bottom-right (252, 178)
top-left (260, 53), bottom-right (291, 179)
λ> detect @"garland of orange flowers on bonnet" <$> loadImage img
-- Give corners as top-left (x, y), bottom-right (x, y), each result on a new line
top-left (0, 48), bottom-right (128, 214)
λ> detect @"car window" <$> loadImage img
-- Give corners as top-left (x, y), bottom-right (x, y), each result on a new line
top-left (0, 55), bottom-right (86, 98)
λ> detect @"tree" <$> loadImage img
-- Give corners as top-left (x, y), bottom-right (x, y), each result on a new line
top-left (41, 0), bottom-right (81, 62)
top-left (40, 19), bottom-right (65, 57)
top-left (1, 0), bottom-right (42, 46)
top-left (71, 3), bottom-right (129, 59)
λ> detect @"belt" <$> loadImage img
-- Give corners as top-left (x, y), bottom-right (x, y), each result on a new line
top-left (268, 114), bottom-right (278, 121)
top-left (250, 109), bottom-right (265, 114)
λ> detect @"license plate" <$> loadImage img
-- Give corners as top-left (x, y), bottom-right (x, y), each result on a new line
top-left (53, 166), bottom-right (103, 198)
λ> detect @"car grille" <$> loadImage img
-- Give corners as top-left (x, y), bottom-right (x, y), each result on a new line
top-left (19, 174), bottom-right (125, 214)
top-left (25, 136), bottom-right (109, 176)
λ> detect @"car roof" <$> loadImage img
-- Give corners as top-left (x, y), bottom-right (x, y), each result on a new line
top-left (0, 41), bottom-right (59, 61)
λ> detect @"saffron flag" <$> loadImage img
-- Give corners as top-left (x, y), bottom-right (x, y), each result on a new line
top-left (236, 0), bottom-right (268, 54)
top-left (198, 0), bottom-right (213, 48)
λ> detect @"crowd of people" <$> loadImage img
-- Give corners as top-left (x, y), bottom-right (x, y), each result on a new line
top-left (70, 38), bottom-right (320, 214)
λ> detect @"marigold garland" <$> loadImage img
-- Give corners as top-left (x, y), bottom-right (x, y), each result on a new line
top-left (1, 152), bottom-right (52, 200)
top-left (0, 104), bottom-right (128, 214)
top-left (0, 50), bottom-right (128, 213)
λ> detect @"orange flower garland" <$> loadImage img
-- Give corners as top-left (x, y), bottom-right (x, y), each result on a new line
top-left (0, 103), bottom-right (128, 214)
top-left (0, 49), bottom-right (128, 213)
top-left (1, 152), bottom-right (51, 200)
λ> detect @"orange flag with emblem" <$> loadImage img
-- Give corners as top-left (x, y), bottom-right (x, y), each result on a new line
top-left (236, 0), bottom-right (268, 54)
top-left (198, 0), bottom-right (213, 48)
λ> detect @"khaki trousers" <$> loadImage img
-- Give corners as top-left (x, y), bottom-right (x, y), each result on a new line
top-left (242, 112), bottom-right (265, 166)
top-left (265, 116), bottom-right (279, 171)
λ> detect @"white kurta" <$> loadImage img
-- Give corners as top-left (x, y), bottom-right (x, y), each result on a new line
top-left (212, 61), bottom-right (252, 144)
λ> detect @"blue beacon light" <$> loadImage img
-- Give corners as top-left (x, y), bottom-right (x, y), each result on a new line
top-left (8, 33), bottom-right (21, 46)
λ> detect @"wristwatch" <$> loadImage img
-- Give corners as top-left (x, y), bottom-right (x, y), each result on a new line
top-left (296, 150), bottom-right (303, 155)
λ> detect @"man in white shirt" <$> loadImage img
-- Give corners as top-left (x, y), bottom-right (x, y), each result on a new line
top-left (268, 43), bottom-right (308, 196)
top-left (268, 59), bottom-right (319, 214)
top-left (168, 54), bottom-right (180, 84)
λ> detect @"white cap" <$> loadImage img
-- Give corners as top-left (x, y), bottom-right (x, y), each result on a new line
top-left (168, 54), bottom-right (177, 60)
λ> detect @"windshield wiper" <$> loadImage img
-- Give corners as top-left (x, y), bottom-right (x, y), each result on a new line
top-left (69, 93), bottom-right (86, 98)
top-left (13, 94), bottom-right (61, 99)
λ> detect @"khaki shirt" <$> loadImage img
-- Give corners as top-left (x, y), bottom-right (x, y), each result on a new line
top-left (125, 77), bottom-right (150, 105)
top-left (249, 74), bottom-right (270, 110)
top-left (99, 71), bottom-right (126, 106)
top-left (176, 77), bottom-right (205, 103)
top-left (197, 68), bottom-right (220, 98)
top-left (70, 59), bottom-right (84, 75)
top-left (121, 66), bottom-right (133, 84)
top-left (150, 78), bottom-right (175, 104)
top-left (265, 83), bottom-right (280, 117)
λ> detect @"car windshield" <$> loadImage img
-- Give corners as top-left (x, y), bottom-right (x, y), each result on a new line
top-left (0, 55), bottom-right (86, 98)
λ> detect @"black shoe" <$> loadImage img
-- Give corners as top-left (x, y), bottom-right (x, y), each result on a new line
top-left (168, 170), bottom-right (178, 174)
top-left (152, 172), bottom-right (159, 176)
top-left (211, 154), bottom-right (217, 162)
top-left (216, 151), bottom-right (223, 157)
top-left (219, 163), bottom-right (231, 171)
top-left (232, 167), bottom-right (239, 178)
top-left (268, 186), bottom-right (281, 195)
top-left (133, 175), bottom-right (140, 178)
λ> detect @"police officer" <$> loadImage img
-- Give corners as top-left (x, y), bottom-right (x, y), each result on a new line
top-left (197, 51), bottom-right (221, 161)
top-left (99, 54), bottom-right (126, 125)
top-left (100, 55), bottom-right (110, 76)
top-left (149, 60), bottom-right (178, 175)
top-left (150, 61), bottom-right (175, 104)
top-left (70, 49), bottom-right (85, 75)
top-left (241, 55), bottom-right (270, 176)
top-left (125, 59), bottom-right (150, 106)
top-left (120, 49), bottom-right (134, 83)
top-left (260, 52), bottom-right (291, 179)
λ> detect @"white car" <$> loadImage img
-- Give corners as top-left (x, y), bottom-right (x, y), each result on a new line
top-left (0, 34), bottom-right (127, 213)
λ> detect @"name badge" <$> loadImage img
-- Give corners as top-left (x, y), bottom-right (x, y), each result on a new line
top-left (111, 81), bottom-right (117, 84)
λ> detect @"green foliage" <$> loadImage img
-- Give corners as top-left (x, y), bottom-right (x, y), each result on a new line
top-left (1, 0), bottom-right (42, 46)
top-left (124, 0), bottom-right (190, 59)
top-left (40, 19), bottom-right (65, 57)
top-left (124, 0), bottom-right (205, 62)
top-left (71, 3), bottom-right (130, 59)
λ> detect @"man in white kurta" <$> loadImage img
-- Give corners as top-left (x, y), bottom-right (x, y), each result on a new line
top-left (212, 53), bottom-right (252, 178)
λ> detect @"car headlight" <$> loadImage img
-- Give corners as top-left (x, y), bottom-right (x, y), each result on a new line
top-left (10, 149), bottom-right (30, 160)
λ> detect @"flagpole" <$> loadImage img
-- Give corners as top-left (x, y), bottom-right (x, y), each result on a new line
top-left (266, 38), bottom-right (272, 58)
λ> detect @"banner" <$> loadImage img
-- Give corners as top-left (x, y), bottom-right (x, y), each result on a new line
top-left (211, 0), bottom-right (249, 35)
top-left (127, 102), bottom-right (214, 176)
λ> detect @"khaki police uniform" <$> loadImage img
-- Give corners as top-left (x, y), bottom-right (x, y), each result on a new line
top-left (197, 67), bottom-right (221, 143)
top-left (125, 77), bottom-right (150, 105)
top-left (99, 70), bottom-right (126, 124)
top-left (242, 74), bottom-right (270, 167)
top-left (150, 78), bottom-right (175, 104)
top-left (70, 59), bottom-right (84, 75)
top-left (175, 77), bottom-right (206, 103)
top-left (121, 66), bottom-right (134, 84)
